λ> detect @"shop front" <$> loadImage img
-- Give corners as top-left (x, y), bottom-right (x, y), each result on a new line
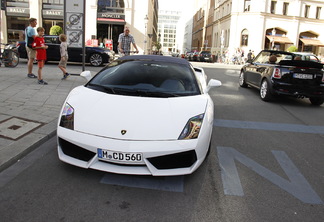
top-left (264, 28), bottom-right (292, 51)
top-left (298, 32), bottom-right (324, 54)
top-left (5, 0), bottom-right (30, 43)
top-left (42, 0), bottom-right (64, 35)
top-left (97, 13), bottom-right (125, 53)
top-left (96, 0), bottom-right (125, 53)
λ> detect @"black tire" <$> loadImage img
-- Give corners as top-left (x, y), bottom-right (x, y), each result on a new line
top-left (206, 141), bottom-right (211, 157)
top-left (89, 53), bottom-right (103, 66)
top-left (239, 71), bottom-right (248, 88)
top-left (260, 79), bottom-right (272, 101)
top-left (4, 52), bottom-right (19, 67)
top-left (309, 97), bottom-right (324, 106)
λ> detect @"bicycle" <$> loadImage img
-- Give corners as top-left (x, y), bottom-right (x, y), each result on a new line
top-left (0, 43), bottom-right (19, 67)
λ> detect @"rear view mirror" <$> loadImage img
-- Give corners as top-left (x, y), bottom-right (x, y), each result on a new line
top-left (80, 71), bottom-right (92, 81)
top-left (205, 79), bottom-right (222, 93)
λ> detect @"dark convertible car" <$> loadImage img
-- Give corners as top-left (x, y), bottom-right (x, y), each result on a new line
top-left (239, 50), bottom-right (324, 106)
top-left (17, 35), bottom-right (112, 66)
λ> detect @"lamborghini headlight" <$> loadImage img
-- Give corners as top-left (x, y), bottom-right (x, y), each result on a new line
top-left (178, 114), bottom-right (204, 140)
top-left (59, 103), bottom-right (74, 130)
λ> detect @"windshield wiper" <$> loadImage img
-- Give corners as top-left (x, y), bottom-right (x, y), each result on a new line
top-left (136, 90), bottom-right (180, 97)
top-left (87, 83), bottom-right (116, 94)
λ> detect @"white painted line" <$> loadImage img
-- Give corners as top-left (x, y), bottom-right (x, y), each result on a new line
top-left (214, 119), bottom-right (324, 134)
top-left (217, 146), bottom-right (323, 204)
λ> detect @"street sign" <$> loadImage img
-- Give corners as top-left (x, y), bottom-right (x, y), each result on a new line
top-left (66, 13), bottom-right (83, 30)
top-left (66, 30), bottom-right (83, 47)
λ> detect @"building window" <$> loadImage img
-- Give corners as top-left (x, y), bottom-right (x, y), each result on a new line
top-left (316, 7), bottom-right (321, 19)
top-left (283, 2), bottom-right (289, 15)
top-left (97, 0), bottom-right (124, 13)
top-left (244, 0), bottom-right (251, 12)
top-left (241, 29), bottom-right (249, 46)
top-left (271, 1), bottom-right (276, 14)
top-left (43, 0), bottom-right (64, 4)
top-left (305, 5), bottom-right (310, 18)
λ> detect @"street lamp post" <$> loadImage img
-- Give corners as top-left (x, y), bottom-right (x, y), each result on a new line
top-left (144, 15), bottom-right (148, 55)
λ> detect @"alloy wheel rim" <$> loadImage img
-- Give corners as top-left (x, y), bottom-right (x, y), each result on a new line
top-left (90, 54), bottom-right (102, 66)
top-left (260, 81), bottom-right (267, 98)
top-left (239, 72), bottom-right (244, 85)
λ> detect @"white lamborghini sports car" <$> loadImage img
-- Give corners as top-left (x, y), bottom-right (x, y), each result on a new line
top-left (57, 55), bottom-right (221, 176)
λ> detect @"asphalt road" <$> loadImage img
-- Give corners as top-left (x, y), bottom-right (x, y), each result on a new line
top-left (0, 63), bottom-right (323, 222)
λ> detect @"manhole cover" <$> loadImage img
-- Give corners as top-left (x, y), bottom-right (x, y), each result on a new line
top-left (0, 117), bottom-right (43, 140)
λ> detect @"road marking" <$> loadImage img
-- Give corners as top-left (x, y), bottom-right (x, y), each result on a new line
top-left (217, 146), bottom-right (323, 204)
top-left (100, 173), bottom-right (184, 192)
top-left (214, 119), bottom-right (324, 134)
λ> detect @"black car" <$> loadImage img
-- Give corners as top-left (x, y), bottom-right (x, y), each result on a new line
top-left (16, 35), bottom-right (112, 66)
top-left (198, 51), bottom-right (213, 62)
top-left (239, 50), bottom-right (324, 106)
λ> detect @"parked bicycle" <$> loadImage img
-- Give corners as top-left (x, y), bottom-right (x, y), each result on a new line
top-left (0, 43), bottom-right (19, 67)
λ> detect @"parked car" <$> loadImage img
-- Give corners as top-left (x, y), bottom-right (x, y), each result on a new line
top-left (185, 51), bottom-right (193, 61)
top-left (199, 51), bottom-right (213, 62)
top-left (189, 51), bottom-right (199, 61)
top-left (292, 52), bottom-right (321, 63)
top-left (239, 50), bottom-right (324, 106)
top-left (57, 55), bottom-right (222, 176)
top-left (16, 35), bottom-right (113, 66)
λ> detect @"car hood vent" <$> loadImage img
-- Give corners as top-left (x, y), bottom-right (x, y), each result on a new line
top-left (67, 86), bottom-right (209, 140)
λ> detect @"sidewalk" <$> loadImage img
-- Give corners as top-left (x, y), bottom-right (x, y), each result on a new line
top-left (0, 59), bottom-right (102, 172)
top-left (0, 59), bottom-right (241, 172)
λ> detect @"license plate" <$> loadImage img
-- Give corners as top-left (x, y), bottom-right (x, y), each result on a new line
top-left (293, 74), bottom-right (313, 79)
top-left (97, 148), bottom-right (143, 164)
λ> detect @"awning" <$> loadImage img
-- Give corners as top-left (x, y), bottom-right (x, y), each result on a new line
top-left (97, 18), bottom-right (126, 25)
top-left (266, 35), bottom-right (293, 44)
top-left (300, 38), bottom-right (324, 47)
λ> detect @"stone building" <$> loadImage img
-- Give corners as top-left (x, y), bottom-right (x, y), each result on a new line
top-left (0, 0), bottom-right (158, 54)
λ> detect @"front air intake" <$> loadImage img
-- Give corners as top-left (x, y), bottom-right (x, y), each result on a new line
top-left (148, 150), bottom-right (197, 170)
top-left (58, 138), bottom-right (96, 162)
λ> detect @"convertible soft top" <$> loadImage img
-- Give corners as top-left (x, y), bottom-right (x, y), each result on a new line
top-left (119, 55), bottom-right (190, 65)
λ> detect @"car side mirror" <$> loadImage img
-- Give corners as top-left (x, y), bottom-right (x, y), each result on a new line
top-left (80, 71), bottom-right (92, 81)
top-left (205, 79), bottom-right (222, 93)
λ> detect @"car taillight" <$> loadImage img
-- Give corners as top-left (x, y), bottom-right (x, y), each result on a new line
top-left (273, 68), bottom-right (281, 79)
top-left (16, 42), bottom-right (20, 48)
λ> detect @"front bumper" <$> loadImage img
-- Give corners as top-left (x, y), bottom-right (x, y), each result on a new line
top-left (57, 126), bottom-right (211, 176)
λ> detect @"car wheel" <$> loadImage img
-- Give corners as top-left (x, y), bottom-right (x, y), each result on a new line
top-left (89, 53), bottom-right (103, 66)
top-left (260, 79), bottom-right (272, 101)
top-left (309, 97), bottom-right (324, 106)
top-left (239, 71), bottom-right (248, 88)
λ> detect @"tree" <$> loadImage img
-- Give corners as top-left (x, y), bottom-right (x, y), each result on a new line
top-left (287, 45), bottom-right (298, 52)
top-left (49, 25), bottom-right (63, 35)
top-left (153, 41), bottom-right (162, 52)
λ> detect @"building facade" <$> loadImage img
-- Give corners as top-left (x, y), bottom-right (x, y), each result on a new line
top-left (215, 0), bottom-right (324, 57)
top-left (158, 9), bottom-right (182, 54)
top-left (190, 0), bottom-right (324, 58)
top-left (0, 0), bottom-right (158, 54)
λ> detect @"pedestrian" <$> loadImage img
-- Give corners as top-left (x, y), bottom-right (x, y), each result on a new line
top-left (25, 18), bottom-right (38, 78)
top-left (118, 27), bottom-right (139, 56)
top-left (58, 34), bottom-right (70, 80)
top-left (247, 50), bottom-right (252, 62)
top-left (32, 27), bottom-right (48, 85)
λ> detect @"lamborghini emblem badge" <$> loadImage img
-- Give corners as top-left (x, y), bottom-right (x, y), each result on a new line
top-left (121, 130), bottom-right (127, 135)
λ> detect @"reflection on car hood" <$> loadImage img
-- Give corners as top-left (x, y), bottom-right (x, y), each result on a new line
top-left (65, 86), bottom-right (209, 140)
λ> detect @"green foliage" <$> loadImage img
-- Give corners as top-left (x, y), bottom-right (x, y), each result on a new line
top-left (49, 25), bottom-right (63, 35)
top-left (153, 42), bottom-right (162, 51)
top-left (287, 45), bottom-right (298, 52)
